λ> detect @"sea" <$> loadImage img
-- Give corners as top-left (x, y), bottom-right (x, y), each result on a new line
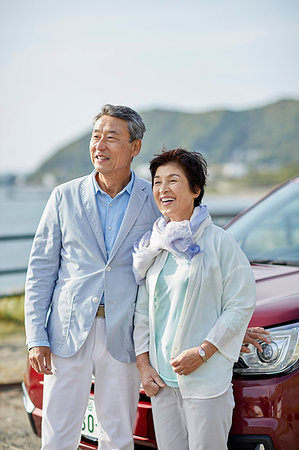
top-left (0, 185), bottom-right (258, 297)
top-left (0, 186), bottom-right (51, 296)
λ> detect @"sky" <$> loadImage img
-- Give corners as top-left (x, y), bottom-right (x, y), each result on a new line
top-left (1, 0), bottom-right (298, 174)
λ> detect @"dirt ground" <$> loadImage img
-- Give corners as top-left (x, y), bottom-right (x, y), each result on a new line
top-left (0, 385), bottom-right (41, 450)
top-left (0, 333), bottom-right (27, 385)
top-left (0, 330), bottom-right (41, 450)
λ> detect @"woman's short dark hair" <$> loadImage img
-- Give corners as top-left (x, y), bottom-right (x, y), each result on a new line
top-left (149, 148), bottom-right (208, 206)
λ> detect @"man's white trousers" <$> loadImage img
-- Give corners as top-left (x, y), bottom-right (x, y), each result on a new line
top-left (41, 318), bottom-right (140, 450)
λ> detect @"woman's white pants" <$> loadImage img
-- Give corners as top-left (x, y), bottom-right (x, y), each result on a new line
top-left (151, 384), bottom-right (235, 450)
top-left (41, 318), bottom-right (140, 450)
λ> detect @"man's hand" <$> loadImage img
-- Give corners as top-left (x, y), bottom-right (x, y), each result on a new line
top-left (29, 346), bottom-right (53, 375)
top-left (136, 352), bottom-right (166, 397)
top-left (242, 327), bottom-right (271, 353)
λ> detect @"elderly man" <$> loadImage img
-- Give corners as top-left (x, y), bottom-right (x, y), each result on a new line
top-left (25, 104), bottom-right (160, 450)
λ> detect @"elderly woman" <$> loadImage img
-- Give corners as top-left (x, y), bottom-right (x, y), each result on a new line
top-left (133, 149), bottom-right (256, 450)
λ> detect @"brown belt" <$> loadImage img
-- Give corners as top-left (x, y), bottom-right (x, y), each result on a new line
top-left (96, 304), bottom-right (105, 318)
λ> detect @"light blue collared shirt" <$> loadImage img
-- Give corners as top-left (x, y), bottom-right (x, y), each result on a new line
top-left (92, 170), bottom-right (135, 259)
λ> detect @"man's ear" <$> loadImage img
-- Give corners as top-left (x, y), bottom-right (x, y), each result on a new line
top-left (132, 139), bottom-right (142, 158)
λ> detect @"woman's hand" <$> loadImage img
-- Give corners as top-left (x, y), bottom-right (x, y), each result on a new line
top-left (171, 341), bottom-right (218, 376)
top-left (170, 347), bottom-right (202, 376)
top-left (136, 352), bottom-right (166, 397)
top-left (241, 327), bottom-right (271, 353)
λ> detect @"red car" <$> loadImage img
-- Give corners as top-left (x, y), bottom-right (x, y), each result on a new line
top-left (23, 177), bottom-right (299, 450)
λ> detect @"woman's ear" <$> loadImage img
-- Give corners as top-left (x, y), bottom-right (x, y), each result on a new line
top-left (193, 187), bottom-right (201, 199)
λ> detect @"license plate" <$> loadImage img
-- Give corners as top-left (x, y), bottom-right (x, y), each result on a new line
top-left (82, 396), bottom-right (98, 441)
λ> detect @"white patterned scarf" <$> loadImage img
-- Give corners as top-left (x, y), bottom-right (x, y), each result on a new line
top-left (133, 205), bottom-right (211, 285)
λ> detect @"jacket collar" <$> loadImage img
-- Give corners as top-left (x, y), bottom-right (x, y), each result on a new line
top-left (80, 173), bottom-right (106, 258)
top-left (80, 172), bottom-right (149, 261)
top-left (108, 175), bottom-right (149, 261)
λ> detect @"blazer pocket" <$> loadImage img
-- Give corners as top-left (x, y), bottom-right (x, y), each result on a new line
top-left (47, 290), bottom-right (74, 344)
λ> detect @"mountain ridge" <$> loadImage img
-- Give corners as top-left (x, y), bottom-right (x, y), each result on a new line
top-left (29, 99), bottom-right (299, 185)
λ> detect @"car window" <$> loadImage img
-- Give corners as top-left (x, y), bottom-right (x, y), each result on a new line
top-left (227, 180), bottom-right (299, 265)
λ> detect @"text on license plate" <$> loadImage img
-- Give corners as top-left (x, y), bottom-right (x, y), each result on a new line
top-left (82, 396), bottom-right (98, 440)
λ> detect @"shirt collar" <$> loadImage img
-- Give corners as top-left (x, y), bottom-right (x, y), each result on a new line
top-left (92, 170), bottom-right (135, 197)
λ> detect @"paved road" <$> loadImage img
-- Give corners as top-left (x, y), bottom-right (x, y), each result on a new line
top-left (0, 384), bottom-right (40, 450)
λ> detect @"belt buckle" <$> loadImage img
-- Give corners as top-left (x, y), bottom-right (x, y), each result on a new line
top-left (96, 304), bottom-right (105, 318)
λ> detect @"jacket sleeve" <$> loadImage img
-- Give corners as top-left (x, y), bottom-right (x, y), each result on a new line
top-left (205, 232), bottom-right (256, 362)
top-left (24, 187), bottom-right (62, 345)
top-left (133, 282), bottom-right (150, 356)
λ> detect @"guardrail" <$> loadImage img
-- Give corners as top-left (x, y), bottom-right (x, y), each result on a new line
top-left (0, 234), bottom-right (34, 241)
top-left (0, 234), bottom-right (34, 277)
top-left (0, 234), bottom-right (34, 297)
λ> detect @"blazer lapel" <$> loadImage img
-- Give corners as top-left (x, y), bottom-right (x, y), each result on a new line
top-left (80, 173), bottom-right (107, 258)
top-left (108, 176), bottom-right (148, 261)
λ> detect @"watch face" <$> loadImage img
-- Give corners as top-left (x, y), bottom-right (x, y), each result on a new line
top-left (198, 346), bottom-right (207, 362)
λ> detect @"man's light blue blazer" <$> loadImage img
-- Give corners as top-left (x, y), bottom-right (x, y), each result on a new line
top-left (25, 172), bottom-right (159, 363)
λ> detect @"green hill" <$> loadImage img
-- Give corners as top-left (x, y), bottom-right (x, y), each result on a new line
top-left (29, 99), bottom-right (299, 185)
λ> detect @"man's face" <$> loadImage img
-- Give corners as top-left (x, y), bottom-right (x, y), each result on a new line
top-left (90, 115), bottom-right (141, 178)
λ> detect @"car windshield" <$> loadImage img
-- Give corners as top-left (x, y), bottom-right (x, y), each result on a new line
top-left (226, 178), bottom-right (299, 266)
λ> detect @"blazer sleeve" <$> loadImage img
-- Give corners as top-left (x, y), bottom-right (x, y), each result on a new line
top-left (25, 187), bottom-right (62, 344)
top-left (133, 282), bottom-right (151, 356)
top-left (205, 232), bottom-right (256, 362)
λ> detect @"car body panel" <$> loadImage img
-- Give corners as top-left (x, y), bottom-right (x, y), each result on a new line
top-left (250, 265), bottom-right (299, 327)
top-left (231, 371), bottom-right (299, 449)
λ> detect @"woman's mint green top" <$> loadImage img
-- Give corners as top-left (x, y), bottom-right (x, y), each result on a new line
top-left (154, 253), bottom-right (191, 387)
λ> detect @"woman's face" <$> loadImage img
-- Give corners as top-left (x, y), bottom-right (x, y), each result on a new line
top-left (152, 163), bottom-right (200, 222)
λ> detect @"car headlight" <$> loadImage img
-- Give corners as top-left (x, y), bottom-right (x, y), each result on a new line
top-left (234, 323), bottom-right (299, 375)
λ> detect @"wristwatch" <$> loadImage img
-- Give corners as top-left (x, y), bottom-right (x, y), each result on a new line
top-left (198, 345), bottom-right (207, 363)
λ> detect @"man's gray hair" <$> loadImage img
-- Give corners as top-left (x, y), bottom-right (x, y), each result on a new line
top-left (93, 104), bottom-right (146, 142)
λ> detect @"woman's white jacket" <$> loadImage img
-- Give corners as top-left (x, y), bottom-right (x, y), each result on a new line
top-left (133, 219), bottom-right (256, 399)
